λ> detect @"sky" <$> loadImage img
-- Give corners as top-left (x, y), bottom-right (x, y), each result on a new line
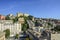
top-left (0, 0), bottom-right (60, 19)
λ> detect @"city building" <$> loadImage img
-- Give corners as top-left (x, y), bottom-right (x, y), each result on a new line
top-left (0, 31), bottom-right (5, 40)
top-left (0, 20), bottom-right (21, 37)
top-left (32, 17), bottom-right (35, 21)
top-left (0, 15), bottom-right (5, 20)
top-left (18, 17), bottom-right (25, 24)
top-left (32, 26), bottom-right (43, 32)
top-left (23, 13), bottom-right (29, 17)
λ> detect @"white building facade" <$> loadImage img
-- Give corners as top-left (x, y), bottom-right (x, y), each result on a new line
top-left (0, 20), bottom-right (21, 37)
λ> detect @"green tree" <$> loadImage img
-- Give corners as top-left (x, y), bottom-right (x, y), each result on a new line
top-left (12, 17), bottom-right (18, 23)
top-left (25, 38), bottom-right (29, 40)
top-left (54, 25), bottom-right (60, 31)
top-left (25, 37), bottom-right (32, 40)
top-left (28, 15), bottom-right (33, 20)
top-left (47, 22), bottom-right (53, 29)
top-left (22, 24), bottom-right (28, 31)
top-left (15, 34), bottom-right (19, 39)
top-left (5, 16), bottom-right (10, 20)
top-left (3, 29), bottom-right (10, 38)
top-left (24, 16), bottom-right (29, 20)
top-left (22, 16), bottom-right (29, 31)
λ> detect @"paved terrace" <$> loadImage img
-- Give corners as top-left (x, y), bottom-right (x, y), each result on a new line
top-left (51, 34), bottom-right (60, 40)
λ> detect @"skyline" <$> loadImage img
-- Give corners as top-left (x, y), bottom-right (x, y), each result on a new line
top-left (0, 0), bottom-right (60, 19)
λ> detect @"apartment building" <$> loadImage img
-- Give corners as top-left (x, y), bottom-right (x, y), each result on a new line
top-left (0, 31), bottom-right (5, 40)
top-left (32, 26), bottom-right (43, 32)
top-left (32, 17), bottom-right (35, 21)
top-left (0, 15), bottom-right (5, 20)
top-left (0, 20), bottom-right (21, 37)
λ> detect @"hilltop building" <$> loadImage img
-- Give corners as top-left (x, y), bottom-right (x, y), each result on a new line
top-left (23, 13), bottom-right (29, 17)
top-left (17, 12), bottom-right (24, 17)
top-left (17, 12), bottom-right (29, 17)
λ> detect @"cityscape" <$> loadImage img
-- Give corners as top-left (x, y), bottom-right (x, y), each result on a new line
top-left (0, 13), bottom-right (60, 40)
top-left (0, 0), bottom-right (60, 40)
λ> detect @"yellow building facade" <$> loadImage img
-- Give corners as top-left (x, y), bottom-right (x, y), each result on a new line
top-left (0, 31), bottom-right (5, 40)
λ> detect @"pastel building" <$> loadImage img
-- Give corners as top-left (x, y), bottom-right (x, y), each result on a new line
top-left (0, 20), bottom-right (21, 37)
top-left (0, 15), bottom-right (5, 20)
top-left (0, 31), bottom-right (5, 40)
